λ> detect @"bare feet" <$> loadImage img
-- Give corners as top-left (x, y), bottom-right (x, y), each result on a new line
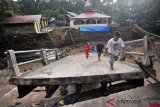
top-left (109, 61), bottom-right (114, 70)
top-left (110, 67), bottom-right (114, 70)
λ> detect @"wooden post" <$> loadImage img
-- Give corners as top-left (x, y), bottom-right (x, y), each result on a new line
top-left (119, 47), bottom-right (126, 61)
top-left (55, 48), bottom-right (59, 60)
top-left (41, 48), bottom-right (48, 65)
top-left (143, 35), bottom-right (154, 66)
top-left (143, 35), bottom-right (150, 66)
top-left (7, 50), bottom-right (20, 77)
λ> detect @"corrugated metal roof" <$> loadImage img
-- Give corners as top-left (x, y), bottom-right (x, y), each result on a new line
top-left (0, 15), bottom-right (42, 24)
top-left (71, 12), bottom-right (111, 19)
top-left (65, 11), bottom-right (78, 17)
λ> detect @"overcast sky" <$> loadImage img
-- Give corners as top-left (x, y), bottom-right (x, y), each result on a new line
top-left (12, 0), bottom-right (118, 2)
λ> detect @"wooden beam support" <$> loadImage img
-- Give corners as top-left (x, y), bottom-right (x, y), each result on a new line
top-left (75, 83), bottom-right (82, 100)
top-left (45, 85), bottom-right (59, 98)
top-left (17, 85), bottom-right (37, 98)
top-left (101, 81), bottom-right (108, 96)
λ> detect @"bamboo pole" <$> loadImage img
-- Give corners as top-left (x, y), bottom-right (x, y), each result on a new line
top-left (134, 24), bottom-right (160, 38)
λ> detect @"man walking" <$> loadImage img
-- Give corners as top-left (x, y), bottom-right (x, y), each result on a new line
top-left (104, 31), bottom-right (125, 70)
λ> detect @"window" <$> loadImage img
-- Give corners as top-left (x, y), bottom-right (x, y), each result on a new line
top-left (74, 20), bottom-right (85, 25)
top-left (97, 19), bottom-right (107, 24)
top-left (86, 19), bottom-right (96, 24)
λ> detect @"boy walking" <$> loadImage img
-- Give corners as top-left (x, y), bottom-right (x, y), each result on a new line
top-left (96, 42), bottom-right (104, 61)
top-left (104, 31), bottom-right (125, 70)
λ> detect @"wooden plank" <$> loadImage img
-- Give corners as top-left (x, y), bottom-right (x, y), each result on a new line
top-left (9, 53), bottom-right (145, 85)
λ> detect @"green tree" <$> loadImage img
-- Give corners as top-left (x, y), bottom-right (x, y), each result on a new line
top-left (0, 0), bottom-right (11, 19)
top-left (0, 0), bottom-right (21, 19)
top-left (41, 9), bottom-right (57, 19)
top-left (57, 14), bottom-right (65, 22)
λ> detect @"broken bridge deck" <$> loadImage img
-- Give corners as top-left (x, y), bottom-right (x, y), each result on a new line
top-left (9, 53), bottom-right (145, 85)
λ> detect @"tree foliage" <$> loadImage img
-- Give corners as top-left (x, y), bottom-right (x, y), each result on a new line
top-left (0, 0), bottom-right (10, 19)
top-left (114, 0), bottom-right (160, 33)
top-left (0, 0), bottom-right (160, 33)
top-left (0, 0), bottom-right (22, 20)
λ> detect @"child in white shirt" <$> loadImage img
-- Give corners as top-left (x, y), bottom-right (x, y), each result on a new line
top-left (104, 31), bottom-right (125, 70)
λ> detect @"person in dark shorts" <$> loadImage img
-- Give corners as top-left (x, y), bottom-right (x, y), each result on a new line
top-left (96, 42), bottom-right (104, 61)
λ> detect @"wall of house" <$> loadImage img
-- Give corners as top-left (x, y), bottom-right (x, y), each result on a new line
top-left (3, 23), bottom-right (36, 34)
top-left (41, 20), bottom-right (48, 28)
top-left (34, 22), bottom-right (41, 33)
top-left (40, 17), bottom-right (48, 28)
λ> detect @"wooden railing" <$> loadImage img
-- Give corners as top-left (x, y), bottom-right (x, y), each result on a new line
top-left (124, 38), bottom-right (144, 44)
top-left (123, 24), bottom-right (160, 66)
top-left (124, 38), bottom-right (144, 56)
top-left (123, 35), bottom-right (153, 65)
top-left (5, 48), bottom-right (60, 77)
